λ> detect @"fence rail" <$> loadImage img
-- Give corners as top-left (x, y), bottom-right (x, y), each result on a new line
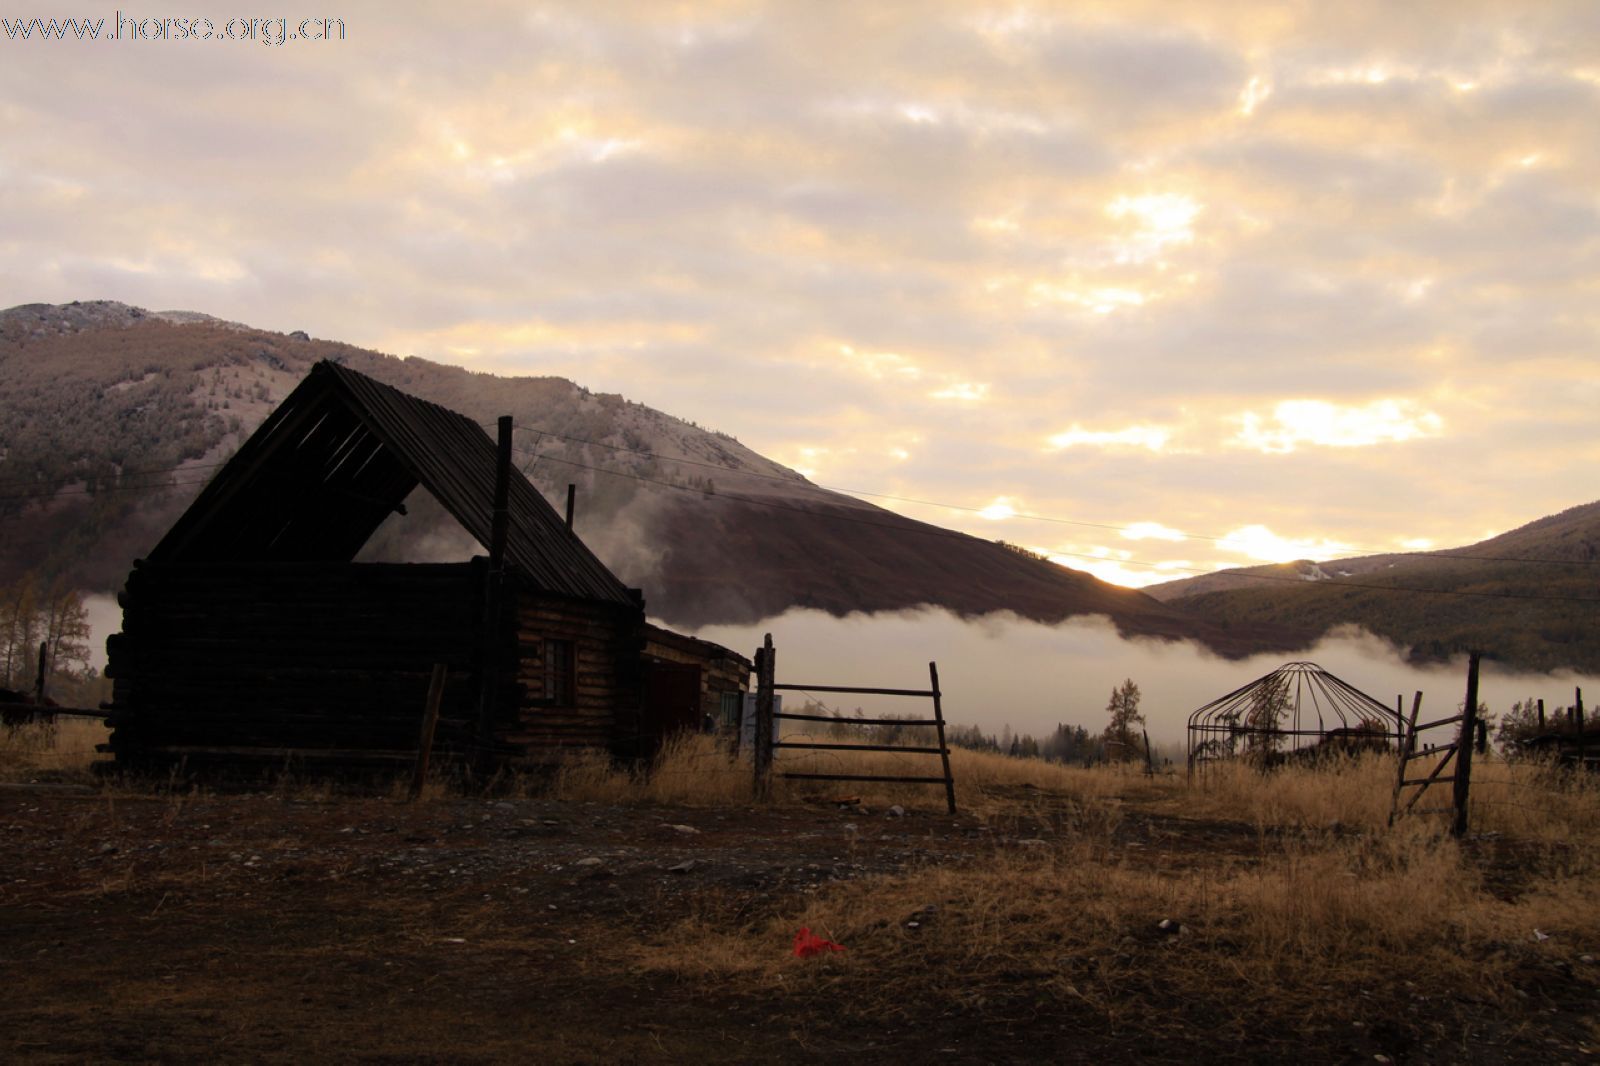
top-left (751, 633), bottom-right (957, 814)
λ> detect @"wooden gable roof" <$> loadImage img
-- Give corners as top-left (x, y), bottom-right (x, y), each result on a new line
top-left (148, 360), bottom-right (637, 606)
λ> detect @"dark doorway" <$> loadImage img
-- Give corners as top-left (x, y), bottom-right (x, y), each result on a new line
top-left (640, 660), bottom-right (702, 759)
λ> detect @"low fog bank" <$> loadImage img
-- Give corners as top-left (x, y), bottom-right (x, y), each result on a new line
top-left (684, 609), bottom-right (1600, 746)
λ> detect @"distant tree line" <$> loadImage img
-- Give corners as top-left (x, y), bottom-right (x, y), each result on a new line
top-left (0, 573), bottom-right (102, 705)
top-left (948, 678), bottom-right (1156, 766)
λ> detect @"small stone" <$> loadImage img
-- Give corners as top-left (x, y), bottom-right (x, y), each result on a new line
top-left (98, 843), bottom-right (117, 855)
top-left (667, 860), bottom-right (698, 874)
top-left (669, 824), bottom-right (700, 835)
top-left (1017, 838), bottom-right (1048, 847)
top-left (1157, 919), bottom-right (1181, 935)
top-left (574, 857), bottom-right (603, 868)
top-left (493, 802), bottom-right (515, 813)
top-left (887, 805), bottom-right (905, 818)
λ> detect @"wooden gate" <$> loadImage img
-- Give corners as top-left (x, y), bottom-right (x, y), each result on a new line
top-left (1390, 652), bottom-right (1482, 836)
top-left (749, 634), bottom-right (957, 814)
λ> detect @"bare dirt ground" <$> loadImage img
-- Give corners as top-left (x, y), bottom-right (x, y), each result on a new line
top-left (3, 784), bottom-right (1596, 1064)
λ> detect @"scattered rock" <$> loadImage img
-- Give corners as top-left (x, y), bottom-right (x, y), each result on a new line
top-left (667, 860), bottom-right (698, 874)
top-left (1157, 919), bottom-right (1181, 936)
top-left (574, 857), bottom-right (603, 868)
top-left (493, 802), bottom-right (515, 813)
top-left (887, 805), bottom-right (905, 818)
top-left (668, 824), bottom-right (701, 835)
top-left (1017, 838), bottom-right (1048, 847)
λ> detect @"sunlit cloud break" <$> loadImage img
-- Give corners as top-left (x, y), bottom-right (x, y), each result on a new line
top-left (1121, 521), bottom-right (1186, 543)
top-left (1232, 400), bottom-right (1444, 454)
top-left (1220, 525), bottom-right (1352, 564)
top-left (1048, 424), bottom-right (1171, 452)
top-left (979, 497), bottom-right (1017, 521)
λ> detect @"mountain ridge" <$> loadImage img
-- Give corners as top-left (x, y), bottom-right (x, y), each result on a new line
top-left (1, 300), bottom-right (1299, 658)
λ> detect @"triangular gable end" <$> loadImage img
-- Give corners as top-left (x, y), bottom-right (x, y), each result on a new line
top-left (147, 361), bottom-right (636, 606)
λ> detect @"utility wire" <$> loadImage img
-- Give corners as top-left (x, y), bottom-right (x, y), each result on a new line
top-left (4, 423), bottom-right (1593, 569)
top-left (512, 423), bottom-right (1598, 569)
top-left (516, 444), bottom-right (1600, 604)
top-left (0, 459), bottom-right (231, 494)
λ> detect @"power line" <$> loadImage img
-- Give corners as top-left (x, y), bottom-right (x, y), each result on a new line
top-left (0, 474), bottom-right (220, 505)
top-left (512, 423), bottom-right (1597, 569)
top-left (0, 459), bottom-right (231, 494)
top-left (516, 445), bottom-right (1600, 604)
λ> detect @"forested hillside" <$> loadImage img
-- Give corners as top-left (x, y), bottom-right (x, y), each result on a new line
top-left (1, 302), bottom-right (1280, 657)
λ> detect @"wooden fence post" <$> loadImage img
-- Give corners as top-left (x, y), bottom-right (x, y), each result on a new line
top-left (930, 662), bottom-right (956, 815)
top-left (34, 640), bottom-right (48, 702)
top-left (753, 634), bottom-right (774, 800)
top-left (410, 664), bottom-right (448, 801)
top-left (1577, 687), bottom-right (1586, 771)
top-left (1453, 653), bottom-right (1481, 837)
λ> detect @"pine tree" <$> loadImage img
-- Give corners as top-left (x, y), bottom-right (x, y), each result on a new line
top-left (1104, 679), bottom-right (1145, 762)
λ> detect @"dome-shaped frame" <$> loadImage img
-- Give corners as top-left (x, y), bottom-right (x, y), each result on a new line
top-left (1186, 661), bottom-right (1403, 777)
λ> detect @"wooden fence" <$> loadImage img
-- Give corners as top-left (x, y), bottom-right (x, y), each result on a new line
top-left (750, 633), bottom-right (957, 814)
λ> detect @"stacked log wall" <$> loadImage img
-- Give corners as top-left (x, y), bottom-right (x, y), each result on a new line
top-left (106, 561), bottom-right (483, 760)
top-left (508, 592), bottom-right (642, 757)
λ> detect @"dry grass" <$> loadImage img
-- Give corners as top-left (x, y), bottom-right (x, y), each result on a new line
top-left (1188, 751), bottom-right (1600, 845)
top-left (532, 733), bottom-right (1176, 814)
top-left (632, 815), bottom-right (1597, 1033)
top-left (618, 744), bottom-right (1600, 1041)
top-left (0, 715), bottom-right (107, 782)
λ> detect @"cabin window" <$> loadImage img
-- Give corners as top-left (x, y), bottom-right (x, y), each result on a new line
top-left (543, 638), bottom-right (575, 706)
top-left (718, 690), bottom-right (742, 731)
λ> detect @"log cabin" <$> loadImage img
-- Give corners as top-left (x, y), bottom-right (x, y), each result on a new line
top-left (104, 360), bottom-right (747, 773)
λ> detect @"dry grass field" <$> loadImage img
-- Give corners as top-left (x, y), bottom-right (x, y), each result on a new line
top-left (2, 726), bottom-right (1596, 1063)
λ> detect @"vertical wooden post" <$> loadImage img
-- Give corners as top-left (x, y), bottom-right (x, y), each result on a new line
top-left (930, 662), bottom-right (956, 815)
top-left (410, 664), bottom-right (448, 801)
top-left (1576, 687), bottom-right (1586, 771)
top-left (753, 634), bottom-right (774, 800)
top-left (1141, 726), bottom-right (1155, 777)
top-left (488, 416), bottom-right (513, 565)
top-left (476, 417), bottom-right (514, 763)
top-left (33, 640), bottom-right (48, 702)
top-left (1537, 698), bottom-right (1546, 732)
top-left (1453, 652), bottom-right (1480, 838)
top-left (565, 484), bottom-right (576, 531)
top-left (1389, 692), bottom-right (1425, 826)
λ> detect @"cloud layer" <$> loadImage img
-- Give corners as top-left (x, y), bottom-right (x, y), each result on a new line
top-left (5, 1), bottom-right (1598, 581)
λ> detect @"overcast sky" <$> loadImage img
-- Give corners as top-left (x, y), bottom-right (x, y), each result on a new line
top-left (5, 1), bottom-right (1598, 586)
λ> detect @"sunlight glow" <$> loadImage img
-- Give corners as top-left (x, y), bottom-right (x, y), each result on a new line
top-left (1238, 76), bottom-right (1272, 116)
top-left (1219, 525), bottom-right (1352, 564)
top-left (838, 343), bottom-right (922, 380)
top-left (979, 497), bottom-right (1017, 521)
top-left (1233, 399), bottom-right (1444, 453)
top-left (1047, 424), bottom-right (1171, 452)
top-left (1027, 282), bottom-right (1148, 313)
top-left (1106, 193), bottom-right (1200, 262)
top-left (930, 382), bottom-right (990, 402)
top-left (1121, 521), bottom-right (1186, 543)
